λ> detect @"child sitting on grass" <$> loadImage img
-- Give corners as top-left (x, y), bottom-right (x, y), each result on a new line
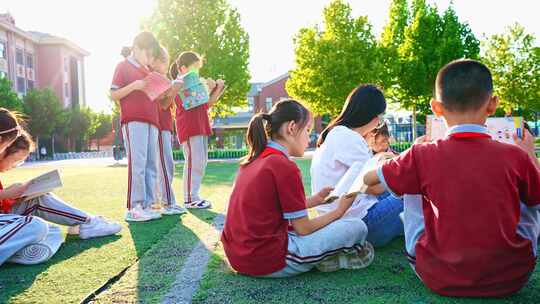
top-left (364, 59), bottom-right (540, 297)
top-left (221, 99), bottom-right (374, 278)
top-left (0, 131), bottom-right (121, 266)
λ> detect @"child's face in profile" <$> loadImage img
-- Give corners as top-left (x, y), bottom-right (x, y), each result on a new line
top-left (286, 118), bottom-right (312, 158)
top-left (179, 60), bottom-right (203, 75)
top-left (0, 150), bottom-right (29, 172)
top-left (151, 58), bottom-right (169, 75)
top-left (372, 135), bottom-right (390, 153)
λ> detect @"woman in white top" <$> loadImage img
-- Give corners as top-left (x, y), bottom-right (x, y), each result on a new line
top-left (311, 84), bottom-right (403, 247)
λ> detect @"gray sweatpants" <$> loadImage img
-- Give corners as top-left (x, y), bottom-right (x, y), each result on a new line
top-left (263, 218), bottom-right (368, 277)
top-left (123, 121), bottom-right (160, 209)
top-left (182, 135), bottom-right (208, 203)
top-left (158, 130), bottom-right (177, 207)
top-left (0, 193), bottom-right (89, 266)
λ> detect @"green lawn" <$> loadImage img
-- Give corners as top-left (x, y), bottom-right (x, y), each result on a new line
top-left (2, 159), bottom-right (540, 303)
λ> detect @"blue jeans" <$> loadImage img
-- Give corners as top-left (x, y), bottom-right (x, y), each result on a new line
top-left (362, 192), bottom-right (404, 247)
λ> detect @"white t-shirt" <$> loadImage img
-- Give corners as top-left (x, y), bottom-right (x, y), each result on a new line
top-left (310, 126), bottom-right (378, 219)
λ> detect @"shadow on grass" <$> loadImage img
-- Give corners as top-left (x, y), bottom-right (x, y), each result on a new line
top-left (122, 208), bottom-right (222, 302)
top-left (0, 234), bottom-right (120, 302)
top-left (192, 238), bottom-right (540, 304)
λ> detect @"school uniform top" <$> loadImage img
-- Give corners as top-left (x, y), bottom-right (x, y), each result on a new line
top-left (221, 141), bottom-right (308, 276)
top-left (110, 56), bottom-right (160, 128)
top-left (174, 95), bottom-right (212, 143)
top-left (0, 180), bottom-right (16, 213)
top-left (378, 124), bottom-right (540, 297)
top-left (158, 103), bottom-right (174, 132)
top-left (311, 126), bottom-right (378, 217)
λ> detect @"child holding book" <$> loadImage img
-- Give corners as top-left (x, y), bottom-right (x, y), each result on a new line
top-left (364, 59), bottom-right (540, 297)
top-left (368, 123), bottom-right (398, 155)
top-left (111, 32), bottom-right (162, 222)
top-left (150, 46), bottom-right (186, 215)
top-left (0, 131), bottom-right (121, 266)
top-left (310, 85), bottom-right (403, 247)
top-left (170, 51), bottom-right (225, 209)
top-left (221, 99), bottom-right (374, 277)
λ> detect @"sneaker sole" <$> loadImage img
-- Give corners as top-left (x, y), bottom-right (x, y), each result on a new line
top-left (8, 244), bottom-right (53, 265)
top-left (316, 242), bottom-right (375, 272)
top-left (79, 226), bottom-right (122, 240)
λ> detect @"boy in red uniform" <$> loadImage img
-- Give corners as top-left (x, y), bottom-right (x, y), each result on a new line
top-left (365, 59), bottom-right (540, 297)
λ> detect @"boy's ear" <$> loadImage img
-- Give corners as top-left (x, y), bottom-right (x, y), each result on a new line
top-left (486, 96), bottom-right (499, 115)
top-left (430, 99), bottom-right (444, 117)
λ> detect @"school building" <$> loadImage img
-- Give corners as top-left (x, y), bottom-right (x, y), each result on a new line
top-left (0, 13), bottom-right (88, 108)
top-left (212, 73), bottom-right (324, 149)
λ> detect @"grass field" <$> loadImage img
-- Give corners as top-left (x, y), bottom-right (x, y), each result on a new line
top-left (1, 159), bottom-right (540, 303)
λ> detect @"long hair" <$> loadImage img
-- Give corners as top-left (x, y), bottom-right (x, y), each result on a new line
top-left (317, 84), bottom-right (386, 147)
top-left (241, 99), bottom-right (311, 165)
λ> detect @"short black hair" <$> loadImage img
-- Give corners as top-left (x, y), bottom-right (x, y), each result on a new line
top-left (435, 59), bottom-right (493, 112)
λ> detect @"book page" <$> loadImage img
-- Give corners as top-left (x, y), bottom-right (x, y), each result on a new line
top-left (324, 162), bottom-right (364, 203)
top-left (142, 72), bottom-right (172, 101)
top-left (426, 116), bottom-right (523, 144)
top-left (22, 170), bottom-right (62, 200)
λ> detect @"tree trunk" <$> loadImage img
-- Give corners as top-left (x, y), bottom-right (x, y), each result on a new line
top-left (36, 136), bottom-right (40, 160)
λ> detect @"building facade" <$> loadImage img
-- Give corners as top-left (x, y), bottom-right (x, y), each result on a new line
top-left (0, 13), bottom-right (88, 108)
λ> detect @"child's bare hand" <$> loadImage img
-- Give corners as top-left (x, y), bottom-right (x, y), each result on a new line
top-left (206, 78), bottom-right (216, 91)
top-left (514, 130), bottom-right (536, 156)
top-left (5, 183), bottom-right (28, 199)
top-left (314, 187), bottom-right (334, 205)
top-left (132, 79), bottom-right (146, 91)
top-left (216, 79), bottom-right (225, 87)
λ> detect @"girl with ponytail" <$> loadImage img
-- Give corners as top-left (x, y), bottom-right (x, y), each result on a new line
top-left (221, 99), bottom-right (374, 278)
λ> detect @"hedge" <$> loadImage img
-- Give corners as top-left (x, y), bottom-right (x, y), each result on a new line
top-left (173, 149), bottom-right (248, 161)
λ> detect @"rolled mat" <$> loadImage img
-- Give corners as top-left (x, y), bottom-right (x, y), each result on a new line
top-left (8, 224), bottom-right (64, 265)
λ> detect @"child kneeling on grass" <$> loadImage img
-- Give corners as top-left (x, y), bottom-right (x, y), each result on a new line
top-left (364, 59), bottom-right (540, 297)
top-left (221, 99), bottom-right (374, 278)
top-left (0, 131), bottom-right (121, 266)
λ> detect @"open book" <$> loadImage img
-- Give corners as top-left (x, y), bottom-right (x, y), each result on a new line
top-left (426, 116), bottom-right (524, 145)
top-left (324, 152), bottom-right (395, 203)
top-left (141, 72), bottom-right (172, 101)
top-left (21, 170), bottom-right (62, 201)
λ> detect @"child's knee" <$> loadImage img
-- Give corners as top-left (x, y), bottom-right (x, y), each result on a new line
top-left (26, 216), bottom-right (49, 243)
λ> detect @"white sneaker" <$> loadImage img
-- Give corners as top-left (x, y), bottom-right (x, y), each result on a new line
top-left (316, 241), bottom-right (375, 272)
top-left (143, 207), bottom-right (162, 220)
top-left (79, 216), bottom-right (122, 239)
top-left (162, 205), bottom-right (188, 215)
top-left (185, 199), bottom-right (211, 209)
top-left (125, 205), bottom-right (154, 222)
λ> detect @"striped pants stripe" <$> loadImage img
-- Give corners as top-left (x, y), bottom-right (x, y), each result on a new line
top-left (182, 135), bottom-right (208, 203)
top-left (0, 214), bottom-right (48, 266)
top-left (158, 130), bottom-right (177, 206)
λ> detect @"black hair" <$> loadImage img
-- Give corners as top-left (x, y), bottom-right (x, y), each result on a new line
top-left (241, 99), bottom-right (311, 165)
top-left (170, 51), bottom-right (202, 79)
top-left (120, 32), bottom-right (160, 60)
top-left (373, 123), bottom-right (390, 138)
top-left (5, 129), bottom-right (34, 156)
top-left (317, 84), bottom-right (386, 147)
top-left (0, 108), bottom-right (21, 143)
top-left (435, 59), bottom-right (493, 112)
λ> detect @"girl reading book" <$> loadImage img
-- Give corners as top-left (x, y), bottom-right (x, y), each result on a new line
top-left (0, 130), bottom-right (121, 266)
top-left (221, 99), bottom-right (373, 277)
top-left (311, 84), bottom-right (403, 247)
top-left (111, 32), bottom-right (162, 222)
top-left (170, 51), bottom-right (225, 209)
top-left (150, 46), bottom-right (186, 215)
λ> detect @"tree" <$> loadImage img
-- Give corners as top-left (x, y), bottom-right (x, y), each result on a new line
top-left (380, 0), bottom-right (409, 92)
top-left (64, 107), bottom-right (98, 152)
top-left (91, 112), bottom-right (113, 150)
top-left (385, 0), bottom-right (479, 137)
top-left (287, 0), bottom-right (384, 116)
top-left (22, 88), bottom-right (63, 157)
top-left (0, 77), bottom-right (23, 111)
top-left (482, 24), bottom-right (540, 119)
top-left (146, 0), bottom-right (251, 117)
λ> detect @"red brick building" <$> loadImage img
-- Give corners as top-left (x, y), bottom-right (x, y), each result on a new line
top-left (212, 73), bottom-right (323, 149)
top-left (0, 13), bottom-right (88, 108)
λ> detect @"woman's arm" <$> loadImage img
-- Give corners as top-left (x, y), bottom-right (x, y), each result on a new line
top-left (110, 79), bottom-right (146, 101)
top-left (291, 195), bottom-right (354, 236)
